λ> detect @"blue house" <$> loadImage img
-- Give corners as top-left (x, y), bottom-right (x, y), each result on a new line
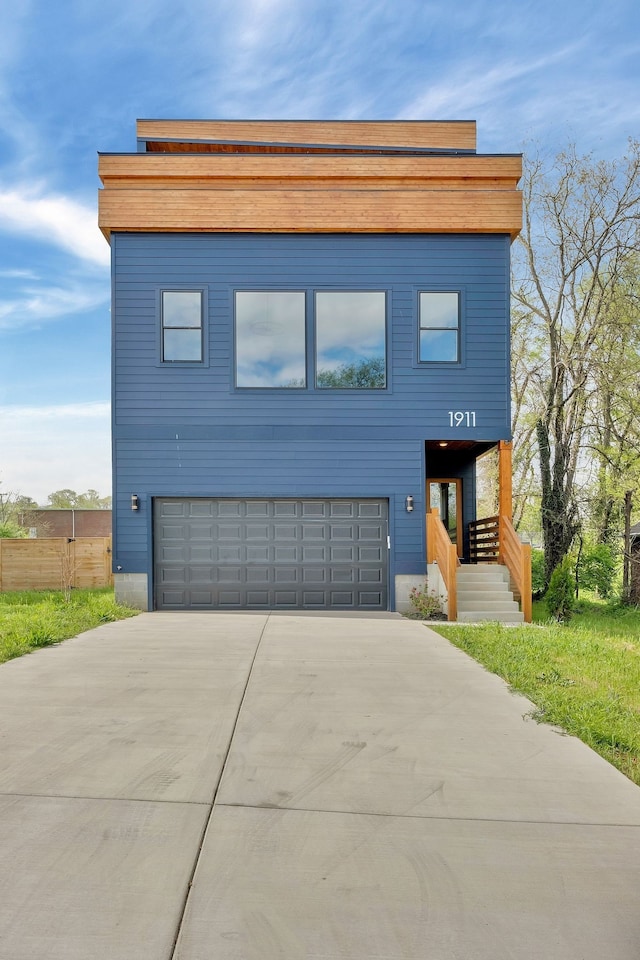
top-left (98, 120), bottom-right (529, 618)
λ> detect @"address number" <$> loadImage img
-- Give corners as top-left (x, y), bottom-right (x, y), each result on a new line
top-left (449, 410), bottom-right (476, 427)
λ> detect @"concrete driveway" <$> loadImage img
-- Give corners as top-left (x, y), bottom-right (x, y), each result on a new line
top-left (1, 612), bottom-right (639, 959)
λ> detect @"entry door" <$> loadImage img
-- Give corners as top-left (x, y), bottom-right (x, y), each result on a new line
top-left (427, 479), bottom-right (463, 557)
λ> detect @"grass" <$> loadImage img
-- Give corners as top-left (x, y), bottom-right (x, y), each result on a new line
top-left (429, 596), bottom-right (640, 785)
top-left (0, 588), bottom-right (139, 664)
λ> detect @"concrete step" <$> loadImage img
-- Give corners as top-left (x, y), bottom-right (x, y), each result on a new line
top-left (457, 567), bottom-right (509, 583)
top-left (458, 583), bottom-right (513, 600)
top-left (456, 573), bottom-right (508, 583)
top-left (455, 563), bottom-right (523, 622)
top-left (457, 610), bottom-right (525, 623)
top-left (457, 599), bottom-right (521, 613)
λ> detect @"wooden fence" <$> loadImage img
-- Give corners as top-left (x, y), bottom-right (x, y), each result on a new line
top-left (0, 538), bottom-right (113, 592)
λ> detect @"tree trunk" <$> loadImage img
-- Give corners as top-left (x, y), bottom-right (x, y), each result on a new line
top-left (537, 418), bottom-right (578, 586)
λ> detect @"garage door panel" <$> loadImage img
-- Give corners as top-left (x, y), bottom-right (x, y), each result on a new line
top-left (247, 591), bottom-right (270, 605)
top-left (219, 546), bottom-right (242, 562)
top-left (330, 546), bottom-right (354, 562)
top-left (154, 499), bottom-right (388, 610)
top-left (359, 502), bottom-right (383, 518)
top-left (359, 546), bottom-right (383, 562)
top-left (274, 591), bottom-right (297, 605)
top-left (274, 502), bottom-right (297, 518)
top-left (301, 502), bottom-right (326, 518)
top-left (302, 546), bottom-right (326, 562)
top-left (247, 545), bottom-right (270, 562)
top-left (274, 546), bottom-right (298, 562)
top-left (274, 524), bottom-right (297, 540)
top-left (246, 501), bottom-right (270, 517)
top-left (218, 502), bottom-right (242, 517)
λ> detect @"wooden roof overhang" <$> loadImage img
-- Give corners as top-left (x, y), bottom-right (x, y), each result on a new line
top-left (98, 120), bottom-right (522, 242)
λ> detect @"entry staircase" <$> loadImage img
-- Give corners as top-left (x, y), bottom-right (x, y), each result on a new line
top-left (456, 564), bottom-right (524, 623)
top-left (427, 509), bottom-right (532, 623)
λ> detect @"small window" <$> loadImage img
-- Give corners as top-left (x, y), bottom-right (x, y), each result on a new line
top-left (315, 291), bottom-right (386, 388)
top-left (419, 292), bottom-right (460, 362)
top-left (162, 290), bottom-right (203, 362)
top-left (235, 291), bottom-right (306, 388)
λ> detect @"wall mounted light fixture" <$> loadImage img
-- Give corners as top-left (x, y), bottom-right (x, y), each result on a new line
top-left (131, 494), bottom-right (139, 511)
top-left (405, 495), bottom-right (414, 513)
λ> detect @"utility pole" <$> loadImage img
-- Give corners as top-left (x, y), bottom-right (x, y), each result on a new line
top-left (622, 490), bottom-right (632, 604)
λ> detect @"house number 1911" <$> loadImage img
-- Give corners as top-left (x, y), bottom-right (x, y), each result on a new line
top-left (449, 410), bottom-right (476, 427)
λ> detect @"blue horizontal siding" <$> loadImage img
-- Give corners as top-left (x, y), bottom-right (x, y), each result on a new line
top-left (112, 232), bottom-right (511, 594)
top-left (112, 232), bottom-right (511, 438)
top-left (113, 438), bottom-right (427, 581)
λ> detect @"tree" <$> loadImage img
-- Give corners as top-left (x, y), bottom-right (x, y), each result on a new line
top-left (511, 142), bottom-right (640, 586)
top-left (47, 489), bottom-right (112, 509)
top-left (586, 260), bottom-right (640, 545)
top-left (316, 356), bottom-right (385, 389)
top-left (0, 483), bottom-right (33, 536)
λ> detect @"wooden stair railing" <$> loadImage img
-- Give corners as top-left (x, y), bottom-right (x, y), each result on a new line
top-left (468, 513), bottom-right (532, 622)
top-left (499, 514), bottom-right (532, 622)
top-left (468, 515), bottom-right (500, 562)
top-left (427, 508), bottom-right (460, 621)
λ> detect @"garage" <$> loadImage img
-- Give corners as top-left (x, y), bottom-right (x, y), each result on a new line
top-left (154, 498), bottom-right (389, 610)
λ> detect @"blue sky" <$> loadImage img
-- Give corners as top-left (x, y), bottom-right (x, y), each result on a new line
top-left (0, 0), bottom-right (638, 503)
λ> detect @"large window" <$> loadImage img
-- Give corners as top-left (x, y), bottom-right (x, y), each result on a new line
top-left (315, 292), bottom-right (386, 388)
top-left (235, 291), bottom-right (306, 387)
top-left (161, 290), bottom-right (203, 362)
top-left (419, 291), bottom-right (460, 363)
top-left (235, 289), bottom-right (387, 390)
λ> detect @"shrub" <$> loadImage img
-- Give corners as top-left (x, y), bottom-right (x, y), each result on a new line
top-left (576, 543), bottom-right (618, 598)
top-left (531, 548), bottom-right (546, 596)
top-left (408, 582), bottom-right (443, 619)
top-left (0, 522), bottom-right (28, 538)
top-left (545, 558), bottom-right (576, 621)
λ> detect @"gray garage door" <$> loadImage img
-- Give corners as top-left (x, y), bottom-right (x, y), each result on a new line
top-left (154, 498), bottom-right (388, 610)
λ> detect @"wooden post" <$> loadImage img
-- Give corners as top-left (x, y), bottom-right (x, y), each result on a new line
top-left (498, 440), bottom-right (513, 521)
top-left (498, 440), bottom-right (513, 565)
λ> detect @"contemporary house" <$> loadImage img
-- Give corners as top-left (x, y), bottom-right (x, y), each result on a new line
top-left (98, 119), bottom-right (531, 619)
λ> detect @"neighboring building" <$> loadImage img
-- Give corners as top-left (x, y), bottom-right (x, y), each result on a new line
top-left (98, 119), bottom-right (529, 617)
top-left (19, 509), bottom-right (112, 539)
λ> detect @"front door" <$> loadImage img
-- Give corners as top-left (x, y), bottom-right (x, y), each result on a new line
top-left (427, 479), bottom-right (463, 557)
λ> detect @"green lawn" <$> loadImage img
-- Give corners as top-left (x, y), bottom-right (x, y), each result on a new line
top-left (430, 598), bottom-right (640, 785)
top-left (0, 588), bottom-right (139, 664)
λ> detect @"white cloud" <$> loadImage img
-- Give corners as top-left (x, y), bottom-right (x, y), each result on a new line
top-left (0, 269), bottom-right (39, 280)
top-left (0, 183), bottom-right (110, 267)
top-left (0, 401), bottom-right (111, 504)
top-left (0, 282), bottom-right (108, 331)
top-left (399, 48), bottom-right (578, 122)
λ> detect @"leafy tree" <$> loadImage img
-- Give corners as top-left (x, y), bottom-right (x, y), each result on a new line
top-left (0, 521), bottom-right (28, 539)
top-left (13, 495), bottom-right (38, 510)
top-left (47, 489), bottom-right (112, 509)
top-left (585, 259), bottom-right (640, 545)
top-left (0, 483), bottom-right (36, 531)
top-left (316, 356), bottom-right (385, 389)
top-left (512, 141), bottom-right (640, 587)
top-left (575, 542), bottom-right (618, 598)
